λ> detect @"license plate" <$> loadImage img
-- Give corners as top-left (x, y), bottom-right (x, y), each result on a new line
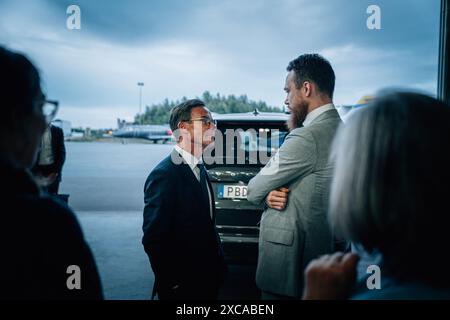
top-left (218, 184), bottom-right (248, 199)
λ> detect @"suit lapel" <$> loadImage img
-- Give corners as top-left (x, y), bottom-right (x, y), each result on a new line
top-left (205, 174), bottom-right (216, 221)
top-left (171, 149), bottom-right (212, 215)
top-left (171, 148), bottom-right (199, 186)
top-left (170, 148), bottom-right (216, 222)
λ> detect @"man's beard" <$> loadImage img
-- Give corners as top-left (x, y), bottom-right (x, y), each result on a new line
top-left (287, 101), bottom-right (308, 131)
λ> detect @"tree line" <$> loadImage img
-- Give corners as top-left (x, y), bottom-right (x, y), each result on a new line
top-left (134, 91), bottom-right (283, 125)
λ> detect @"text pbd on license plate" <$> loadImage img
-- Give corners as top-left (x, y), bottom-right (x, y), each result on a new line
top-left (218, 184), bottom-right (248, 199)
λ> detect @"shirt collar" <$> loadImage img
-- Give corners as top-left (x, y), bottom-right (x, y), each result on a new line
top-left (174, 145), bottom-right (201, 170)
top-left (302, 103), bottom-right (335, 127)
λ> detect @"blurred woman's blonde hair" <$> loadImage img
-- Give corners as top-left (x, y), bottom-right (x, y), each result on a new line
top-left (329, 91), bottom-right (450, 287)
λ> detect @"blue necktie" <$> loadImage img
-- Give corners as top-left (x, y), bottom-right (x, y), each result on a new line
top-left (197, 163), bottom-right (211, 212)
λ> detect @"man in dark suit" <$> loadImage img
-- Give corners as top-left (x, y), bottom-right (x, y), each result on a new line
top-left (32, 123), bottom-right (66, 194)
top-left (142, 99), bottom-right (227, 300)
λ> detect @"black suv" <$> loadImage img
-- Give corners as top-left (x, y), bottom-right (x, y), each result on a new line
top-left (204, 111), bottom-right (289, 263)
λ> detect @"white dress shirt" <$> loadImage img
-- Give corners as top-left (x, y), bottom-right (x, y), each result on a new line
top-left (174, 145), bottom-right (213, 218)
top-left (38, 126), bottom-right (54, 165)
top-left (302, 103), bottom-right (336, 127)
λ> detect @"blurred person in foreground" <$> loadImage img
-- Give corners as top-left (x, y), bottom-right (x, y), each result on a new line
top-left (0, 46), bottom-right (103, 300)
top-left (302, 91), bottom-right (450, 300)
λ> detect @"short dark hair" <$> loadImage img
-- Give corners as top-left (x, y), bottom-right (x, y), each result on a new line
top-left (286, 53), bottom-right (335, 99)
top-left (0, 46), bottom-right (41, 117)
top-left (169, 99), bottom-right (206, 132)
top-left (329, 91), bottom-right (450, 287)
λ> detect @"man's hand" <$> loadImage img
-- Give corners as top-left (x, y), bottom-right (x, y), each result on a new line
top-left (302, 252), bottom-right (360, 300)
top-left (265, 187), bottom-right (289, 211)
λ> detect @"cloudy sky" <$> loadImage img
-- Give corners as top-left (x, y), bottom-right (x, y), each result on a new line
top-left (0, 0), bottom-right (441, 128)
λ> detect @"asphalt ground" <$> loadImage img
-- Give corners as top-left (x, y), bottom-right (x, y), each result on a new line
top-left (61, 141), bottom-right (260, 300)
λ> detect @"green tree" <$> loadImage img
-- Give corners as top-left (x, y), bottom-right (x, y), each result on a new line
top-left (135, 91), bottom-right (282, 124)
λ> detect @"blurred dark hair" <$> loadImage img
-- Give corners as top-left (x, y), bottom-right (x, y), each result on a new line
top-left (329, 91), bottom-right (450, 287)
top-left (287, 53), bottom-right (335, 99)
top-left (169, 99), bottom-right (206, 134)
top-left (0, 46), bottom-right (41, 124)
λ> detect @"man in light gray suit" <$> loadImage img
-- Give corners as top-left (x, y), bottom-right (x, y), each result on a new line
top-left (247, 54), bottom-right (342, 299)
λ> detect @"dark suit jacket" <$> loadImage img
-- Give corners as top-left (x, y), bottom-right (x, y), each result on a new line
top-left (33, 125), bottom-right (66, 181)
top-left (50, 125), bottom-right (66, 176)
top-left (0, 159), bottom-right (103, 300)
top-left (142, 149), bottom-right (227, 299)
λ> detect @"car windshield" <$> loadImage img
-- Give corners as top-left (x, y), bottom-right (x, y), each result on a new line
top-left (206, 122), bottom-right (288, 167)
top-left (237, 129), bottom-right (287, 152)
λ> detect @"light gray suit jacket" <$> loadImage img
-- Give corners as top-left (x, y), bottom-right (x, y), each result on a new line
top-left (247, 108), bottom-right (342, 297)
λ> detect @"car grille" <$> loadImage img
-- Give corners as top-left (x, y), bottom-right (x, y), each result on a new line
top-left (215, 208), bottom-right (262, 228)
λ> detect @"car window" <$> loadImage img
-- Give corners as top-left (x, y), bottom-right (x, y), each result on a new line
top-left (238, 129), bottom-right (288, 153)
top-left (212, 122), bottom-right (288, 167)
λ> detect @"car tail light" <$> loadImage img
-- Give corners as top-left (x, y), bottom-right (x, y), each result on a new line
top-left (166, 129), bottom-right (173, 136)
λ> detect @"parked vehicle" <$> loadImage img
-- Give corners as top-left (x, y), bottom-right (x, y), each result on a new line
top-left (205, 111), bottom-right (289, 263)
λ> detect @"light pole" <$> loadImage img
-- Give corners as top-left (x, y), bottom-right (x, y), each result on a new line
top-left (137, 82), bottom-right (144, 125)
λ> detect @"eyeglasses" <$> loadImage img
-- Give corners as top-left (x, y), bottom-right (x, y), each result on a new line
top-left (189, 117), bottom-right (217, 127)
top-left (37, 99), bottom-right (59, 124)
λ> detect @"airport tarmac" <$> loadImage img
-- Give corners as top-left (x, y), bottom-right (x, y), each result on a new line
top-left (61, 142), bottom-right (260, 300)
